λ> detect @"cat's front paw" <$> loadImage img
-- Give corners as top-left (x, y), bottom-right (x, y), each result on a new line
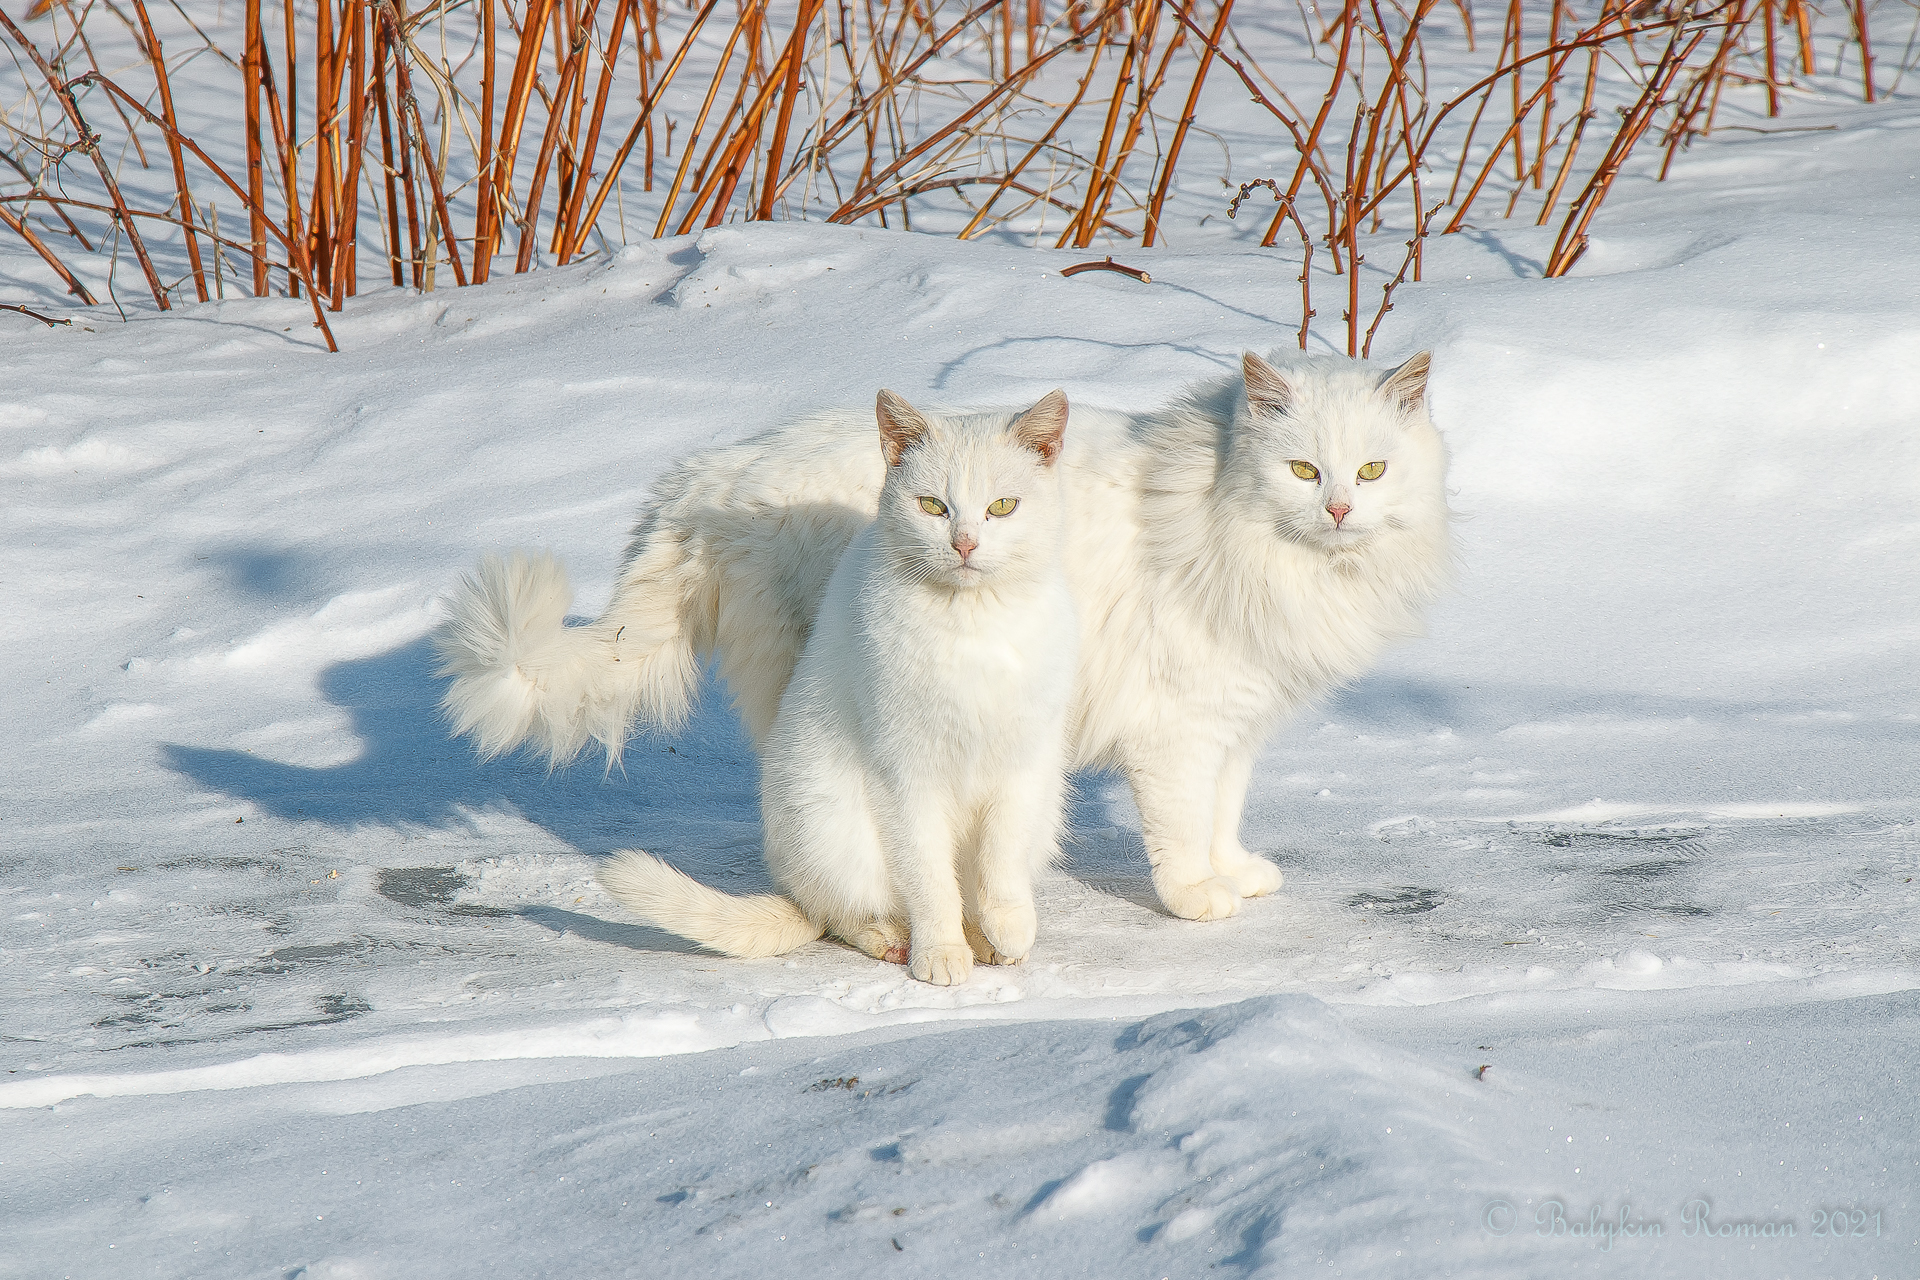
top-left (975, 902), bottom-right (1036, 963)
top-left (910, 943), bottom-right (974, 986)
top-left (1155, 873), bottom-right (1241, 922)
top-left (1223, 855), bottom-right (1283, 897)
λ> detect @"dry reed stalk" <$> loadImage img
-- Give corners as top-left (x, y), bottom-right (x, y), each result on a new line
top-left (255, 48), bottom-right (308, 298)
top-left (1340, 98), bottom-right (1364, 352)
top-left (371, 19), bottom-right (407, 286)
top-left (475, 0), bottom-right (497, 279)
top-left (957, 26), bottom-right (1113, 239)
top-left (692, 0), bottom-right (821, 231)
top-left (1361, 206), bottom-right (1438, 356)
top-left (283, 0), bottom-right (298, 255)
top-left (1761, 0), bottom-right (1780, 114)
top-left (1354, 9), bottom-right (1694, 229)
top-left (1060, 255), bottom-right (1150, 280)
top-left (0, 200), bottom-right (98, 303)
top-left (1072, 0), bottom-right (1188, 248)
top-left (130, 0), bottom-right (207, 301)
top-left (1503, 0), bottom-right (1525, 184)
top-left (552, 2), bottom-right (591, 232)
top-left (1786, 0), bottom-right (1813, 73)
top-left (810, 0), bottom-right (1042, 190)
top-left (1, 300), bottom-right (73, 325)
top-left (826, 26), bottom-right (1086, 226)
top-left (1261, 0), bottom-right (1357, 253)
top-left (755, 0), bottom-right (825, 220)
top-left (69, 71), bottom-right (337, 348)
top-left (1441, 33), bottom-right (1586, 232)
top-left (1166, 3), bottom-right (1332, 238)
top-left (576, 0), bottom-right (719, 254)
top-left (517, 0), bottom-right (604, 272)
top-left (1144, 0), bottom-right (1233, 246)
top-left (0, 6), bottom-right (171, 309)
top-left (308, 0), bottom-right (343, 301)
top-left (670, 0), bottom-right (769, 235)
top-left (1534, 44), bottom-right (1598, 225)
top-left (1850, 0), bottom-right (1877, 101)
top-left (476, 0), bottom-right (557, 283)
top-left (1659, 4), bottom-right (1758, 179)
top-left (0, 149), bottom-right (94, 249)
top-left (1060, 0), bottom-right (1153, 247)
top-left (1534, 0), bottom-right (1564, 185)
top-left (380, 6), bottom-right (469, 288)
top-left (1345, 0), bottom-right (1438, 240)
top-left (654, 0), bottom-right (758, 238)
top-left (1545, 20), bottom-right (1713, 276)
top-left (554, 0), bottom-right (639, 260)
top-left (331, 1), bottom-right (374, 308)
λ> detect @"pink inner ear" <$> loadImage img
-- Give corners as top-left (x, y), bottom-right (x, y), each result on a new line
top-left (1013, 389), bottom-right (1068, 463)
top-left (876, 390), bottom-right (927, 466)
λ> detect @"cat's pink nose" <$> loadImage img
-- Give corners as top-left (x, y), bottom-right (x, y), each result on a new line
top-left (1326, 503), bottom-right (1352, 527)
top-left (952, 533), bottom-right (978, 560)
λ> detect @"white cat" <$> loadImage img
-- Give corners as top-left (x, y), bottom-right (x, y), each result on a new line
top-left (438, 350), bottom-right (1451, 923)
top-left (595, 390), bottom-right (1078, 984)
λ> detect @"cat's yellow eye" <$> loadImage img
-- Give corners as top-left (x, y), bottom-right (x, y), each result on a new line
top-left (986, 497), bottom-right (1018, 517)
top-left (918, 496), bottom-right (949, 517)
top-left (1289, 460), bottom-right (1321, 482)
top-left (1356, 460), bottom-right (1388, 482)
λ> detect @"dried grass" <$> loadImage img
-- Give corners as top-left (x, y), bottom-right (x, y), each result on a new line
top-left (1, 0), bottom-right (1903, 353)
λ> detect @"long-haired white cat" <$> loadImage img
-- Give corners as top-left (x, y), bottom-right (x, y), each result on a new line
top-left (593, 390), bottom-right (1077, 985)
top-left (439, 350), bottom-right (1450, 923)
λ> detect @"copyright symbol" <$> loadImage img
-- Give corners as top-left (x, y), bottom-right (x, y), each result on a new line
top-left (1483, 1200), bottom-right (1516, 1236)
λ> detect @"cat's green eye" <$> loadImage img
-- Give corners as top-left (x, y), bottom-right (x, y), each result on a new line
top-left (918, 496), bottom-right (949, 517)
top-left (1356, 460), bottom-right (1387, 482)
top-left (1289, 460), bottom-right (1320, 482)
top-left (986, 497), bottom-right (1018, 517)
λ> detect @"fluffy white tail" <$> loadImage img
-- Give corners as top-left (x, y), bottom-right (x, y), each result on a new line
top-left (598, 850), bottom-right (823, 957)
top-left (435, 551), bottom-right (698, 766)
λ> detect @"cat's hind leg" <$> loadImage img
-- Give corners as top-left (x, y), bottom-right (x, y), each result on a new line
top-left (842, 918), bottom-right (909, 966)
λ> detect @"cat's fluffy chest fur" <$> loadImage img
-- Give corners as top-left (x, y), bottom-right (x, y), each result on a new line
top-left (783, 521), bottom-right (1077, 797)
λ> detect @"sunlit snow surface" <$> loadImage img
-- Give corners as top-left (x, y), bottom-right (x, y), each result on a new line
top-left (5, 50), bottom-right (1920, 1278)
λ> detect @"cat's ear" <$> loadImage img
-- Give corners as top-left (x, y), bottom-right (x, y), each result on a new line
top-left (1242, 352), bottom-right (1294, 417)
top-left (1010, 389), bottom-right (1069, 465)
top-left (876, 389), bottom-right (930, 467)
top-left (1379, 351), bottom-right (1432, 415)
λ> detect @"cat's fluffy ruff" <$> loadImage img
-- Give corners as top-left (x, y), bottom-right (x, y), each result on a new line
top-left (599, 393), bottom-right (1078, 982)
top-left (438, 351), bottom-right (1451, 920)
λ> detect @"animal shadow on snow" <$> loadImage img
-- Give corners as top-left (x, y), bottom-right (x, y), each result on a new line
top-left (164, 636), bottom-right (761, 953)
top-left (162, 634), bottom-right (1199, 931)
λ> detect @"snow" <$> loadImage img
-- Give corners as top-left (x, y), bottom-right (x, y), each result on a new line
top-left (6, 10), bottom-right (1920, 1275)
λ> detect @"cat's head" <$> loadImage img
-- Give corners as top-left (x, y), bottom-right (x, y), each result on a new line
top-left (872, 388), bottom-right (1068, 591)
top-left (1228, 350), bottom-right (1447, 553)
